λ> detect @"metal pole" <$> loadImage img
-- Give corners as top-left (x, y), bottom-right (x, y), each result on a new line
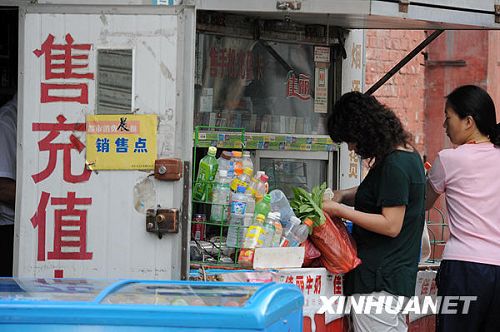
top-left (365, 29), bottom-right (444, 96)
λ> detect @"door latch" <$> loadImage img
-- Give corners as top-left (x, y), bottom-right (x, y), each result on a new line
top-left (154, 159), bottom-right (183, 181)
top-left (146, 208), bottom-right (179, 239)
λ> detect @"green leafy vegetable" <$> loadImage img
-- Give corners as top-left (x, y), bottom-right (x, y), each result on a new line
top-left (290, 183), bottom-right (327, 229)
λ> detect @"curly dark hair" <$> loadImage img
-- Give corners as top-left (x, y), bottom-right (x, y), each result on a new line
top-left (327, 91), bottom-right (411, 164)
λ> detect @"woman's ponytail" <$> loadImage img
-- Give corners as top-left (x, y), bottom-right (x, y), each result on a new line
top-left (492, 123), bottom-right (500, 147)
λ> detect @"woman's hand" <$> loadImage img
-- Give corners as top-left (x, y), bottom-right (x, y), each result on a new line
top-left (328, 187), bottom-right (358, 206)
top-left (323, 199), bottom-right (343, 217)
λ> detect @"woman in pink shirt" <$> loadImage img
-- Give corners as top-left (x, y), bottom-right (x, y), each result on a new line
top-left (427, 85), bottom-right (500, 332)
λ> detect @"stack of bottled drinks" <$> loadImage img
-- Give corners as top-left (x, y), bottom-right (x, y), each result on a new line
top-left (193, 147), bottom-right (313, 265)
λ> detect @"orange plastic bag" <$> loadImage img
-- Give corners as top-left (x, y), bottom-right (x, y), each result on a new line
top-left (309, 212), bottom-right (361, 274)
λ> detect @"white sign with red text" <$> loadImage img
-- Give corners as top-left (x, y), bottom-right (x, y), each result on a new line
top-left (16, 8), bottom-right (190, 279)
top-left (275, 268), bottom-right (345, 327)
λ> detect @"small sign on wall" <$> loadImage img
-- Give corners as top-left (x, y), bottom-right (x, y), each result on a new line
top-left (314, 67), bottom-right (328, 113)
top-left (314, 46), bottom-right (330, 113)
top-left (86, 114), bottom-right (157, 170)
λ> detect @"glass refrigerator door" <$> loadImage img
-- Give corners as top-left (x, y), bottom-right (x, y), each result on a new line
top-left (0, 279), bottom-right (303, 332)
top-left (255, 150), bottom-right (336, 199)
top-left (101, 282), bottom-right (259, 307)
top-left (0, 278), bottom-right (116, 303)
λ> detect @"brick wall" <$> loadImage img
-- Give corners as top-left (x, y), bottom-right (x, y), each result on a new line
top-left (424, 30), bottom-right (489, 163)
top-left (365, 31), bottom-right (500, 261)
top-left (423, 30), bottom-right (491, 260)
top-left (365, 30), bottom-right (426, 154)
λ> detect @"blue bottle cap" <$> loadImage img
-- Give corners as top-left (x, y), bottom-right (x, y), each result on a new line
top-left (237, 186), bottom-right (246, 193)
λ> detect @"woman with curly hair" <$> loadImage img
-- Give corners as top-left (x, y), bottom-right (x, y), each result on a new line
top-left (426, 85), bottom-right (500, 332)
top-left (322, 91), bottom-right (426, 332)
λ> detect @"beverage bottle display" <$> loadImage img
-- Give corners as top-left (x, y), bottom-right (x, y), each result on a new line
top-left (242, 214), bottom-right (266, 248)
top-left (268, 212), bottom-right (283, 247)
top-left (227, 163), bottom-right (235, 180)
top-left (230, 167), bottom-right (253, 192)
top-left (243, 212), bottom-right (254, 228)
top-left (291, 218), bottom-right (313, 245)
top-left (246, 175), bottom-right (259, 197)
top-left (231, 151), bottom-right (243, 176)
top-left (242, 151), bottom-right (254, 174)
top-left (245, 192), bottom-right (255, 215)
top-left (192, 146), bottom-right (218, 201)
top-left (226, 186), bottom-right (248, 247)
top-left (261, 213), bottom-right (276, 247)
top-left (269, 189), bottom-right (296, 228)
top-left (192, 214), bottom-right (207, 241)
top-left (280, 216), bottom-right (302, 247)
top-left (230, 185), bottom-right (247, 216)
top-left (210, 170), bottom-right (231, 223)
top-left (217, 151), bottom-right (233, 173)
top-left (226, 213), bottom-right (244, 248)
top-left (254, 194), bottom-right (271, 219)
top-left (254, 174), bottom-right (269, 202)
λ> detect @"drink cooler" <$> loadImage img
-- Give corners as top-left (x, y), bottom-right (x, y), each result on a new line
top-left (0, 278), bottom-right (303, 331)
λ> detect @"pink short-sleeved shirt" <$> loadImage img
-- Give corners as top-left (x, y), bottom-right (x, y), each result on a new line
top-left (428, 143), bottom-right (500, 266)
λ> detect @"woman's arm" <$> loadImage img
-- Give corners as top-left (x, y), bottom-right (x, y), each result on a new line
top-left (323, 200), bottom-right (405, 238)
top-left (425, 180), bottom-right (440, 210)
top-left (332, 186), bottom-right (358, 206)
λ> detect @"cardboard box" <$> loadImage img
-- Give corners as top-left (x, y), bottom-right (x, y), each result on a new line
top-left (253, 247), bottom-right (305, 269)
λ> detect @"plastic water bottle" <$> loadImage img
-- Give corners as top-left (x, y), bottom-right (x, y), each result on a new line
top-left (291, 218), bottom-right (313, 245)
top-left (254, 194), bottom-right (271, 219)
top-left (242, 151), bottom-right (254, 174)
top-left (243, 212), bottom-right (254, 240)
top-left (269, 189), bottom-right (296, 228)
top-left (226, 186), bottom-right (247, 248)
top-left (246, 175), bottom-right (259, 198)
top-left (254, 174), bottom-right (269, 203)
top-left (231, 151), bottom-right (243, 176)
top-left (261, 213), bottom-right (276, 247)
top-left (210, 170), bottom-right (231, 223)
top-left (230, 167), bottom-right (253, 192)
top-left (245, 192), bottom-right (255, 215)
top-left (269, 212), bottom-right (283, 247)
top-left (193, 146), bottom-right (218, 201)
top-left (217, 151), bottom-right (233, 173)
top-left (242, 214), bottom-right (266, 248)
top-left (280, 216), bottom-right (302, 247)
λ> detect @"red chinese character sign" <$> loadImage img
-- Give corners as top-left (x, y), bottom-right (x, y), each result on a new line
top-left (23, 33), bottom-right (96, 278)
top-left (31, 192), bottom-right (93, 261)
top-left (32, 115), bottom-right (91, 184)
top-left (19, 13), bottom-right (182, 280)
top-left (33, 33), bottom-right (94, 104)
top-left (277, 268), bottom-right (345, 324)
top-left (286, 71), bottom-right (311, 100)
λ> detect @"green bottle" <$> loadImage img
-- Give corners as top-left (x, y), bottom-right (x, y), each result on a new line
top-left (253, 194), bottom-right (271, 219)
top-left (193, 146), bottom-right (218, 201)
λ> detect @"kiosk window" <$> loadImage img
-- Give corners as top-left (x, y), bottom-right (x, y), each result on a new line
top-left (96, 49), bottom-right (133, 115)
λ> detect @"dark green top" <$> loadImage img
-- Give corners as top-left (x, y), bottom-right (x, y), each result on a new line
top-left (344, 150), bottom-right (426, 298)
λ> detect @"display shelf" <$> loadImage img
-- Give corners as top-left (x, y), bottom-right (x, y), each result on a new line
top-left (193, 130), bottom-right (338, 152)
top-left (191, 126), bottom-right (247, 268)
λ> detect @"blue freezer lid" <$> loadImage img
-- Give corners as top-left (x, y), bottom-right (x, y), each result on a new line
top-left (0, 278), bottom-right (303, 330)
